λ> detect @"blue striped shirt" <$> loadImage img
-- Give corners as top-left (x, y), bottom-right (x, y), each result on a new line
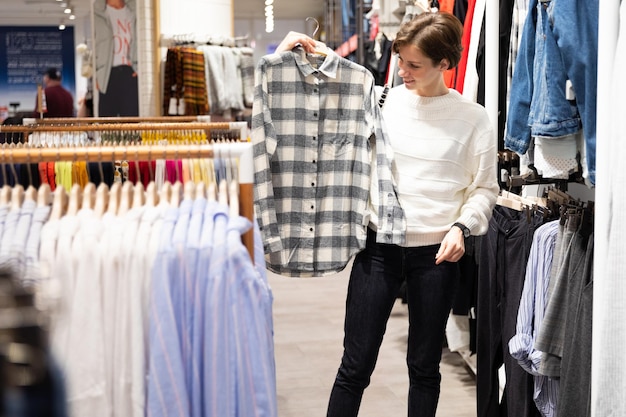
top-left (147, 205), bottom-right (190, 417)
top-left (227, 214), bottom-right (277, 417)
top-left (509, 220), bottom-right (560, 417)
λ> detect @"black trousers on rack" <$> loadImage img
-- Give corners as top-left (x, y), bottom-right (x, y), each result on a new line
top-left (476, 206), bottom-right (543, 417)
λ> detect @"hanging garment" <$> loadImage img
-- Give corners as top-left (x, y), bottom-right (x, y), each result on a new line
top-left (508, 220), bottom-right (560, 417)
top-left (181, 48), bottom-right (209, 115)
top-left (252, 46), bottom-right (405, 277)
top-left (476, 205), bottom-right (544, 417)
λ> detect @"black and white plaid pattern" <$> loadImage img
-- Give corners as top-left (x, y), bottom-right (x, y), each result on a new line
top-left (252, 47), bottom-right (405, 277)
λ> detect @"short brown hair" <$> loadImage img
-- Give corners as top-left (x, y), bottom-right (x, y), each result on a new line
top-left (392, 12), bottom-right (463, 69)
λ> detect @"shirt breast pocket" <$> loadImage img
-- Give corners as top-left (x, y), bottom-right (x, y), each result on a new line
top-left (321, 119), bottom-right (356, 157)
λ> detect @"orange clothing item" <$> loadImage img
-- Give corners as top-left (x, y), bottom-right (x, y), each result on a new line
top-left (441, 0), bottom-right (458, 88)
top-left (439, 0), bottom-right (455, 13)
top-left (38, 162), bottom-right (56, 191)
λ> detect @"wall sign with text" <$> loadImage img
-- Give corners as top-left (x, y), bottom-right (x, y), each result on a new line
top-left (0, 26), bottom-right (76, 117)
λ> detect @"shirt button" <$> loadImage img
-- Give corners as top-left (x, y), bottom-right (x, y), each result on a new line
top-left (311, 205), bottom-right (314, 209)
top-left (312, 160), bottom-right (316, 163)
top-left (313, 112), bottom-right (318, 117)
top-left (311, 182), bottom-right (315, 187)
top-left (313, 136), bottom-right (317, 141)
top-left (314, 89), bottom-right (318, 93)
top-left (310, 228), bottom-right (314, 232)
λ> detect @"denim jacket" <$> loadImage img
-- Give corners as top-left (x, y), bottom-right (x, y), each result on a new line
top-left (505, 0), bottom-right (580, 155)
top-left (505, 0), bottom-right (598, 185)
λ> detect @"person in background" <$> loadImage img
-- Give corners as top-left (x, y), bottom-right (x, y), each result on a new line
top-left (275, 11), bottom-right (499, 417)
top-left (94, 0), bottom-right (138, 117)
top-left (36, 67), bottom-right (74, 118)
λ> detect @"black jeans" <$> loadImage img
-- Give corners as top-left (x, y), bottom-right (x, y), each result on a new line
top-left (327, 228), bottom-right (459, 417)
top-left (98, 65), bottom-right (139, 117)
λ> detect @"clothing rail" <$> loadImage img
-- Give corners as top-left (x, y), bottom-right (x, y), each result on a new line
top-left (0, 140), bottom-right (255, 261)
top-left (1, 121), bottom-right (249, 143)
top-left (34, 116), bottom-right (212, 124)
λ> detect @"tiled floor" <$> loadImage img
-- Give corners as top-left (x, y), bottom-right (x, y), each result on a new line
top-left (267, 263), bottom-right (477, 417)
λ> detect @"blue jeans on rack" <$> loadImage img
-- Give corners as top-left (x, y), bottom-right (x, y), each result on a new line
top-left (327, 228), bottom-right (459, 417)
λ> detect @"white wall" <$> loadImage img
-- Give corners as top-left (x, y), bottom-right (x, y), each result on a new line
top-left (234, 18), bottom-right (316, 64)
top-left (160, 0), bottom-right (233, 39)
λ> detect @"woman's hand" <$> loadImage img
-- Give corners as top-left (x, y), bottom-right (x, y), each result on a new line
top-left (275, 31), bottom-right (318, 53)
top-left (435, 227), bottom-right (465, 264)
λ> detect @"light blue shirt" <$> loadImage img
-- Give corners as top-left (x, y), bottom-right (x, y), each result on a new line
top-left (171, 197), bottom-right (194, 400)
top-left (509, 220), bottom-right (560, 417)
top-left (10, 199), bottom-right (36, 279)
top-left (202, 203), bottom-right (233, 417)
top-left (0, 204), bottom-right (21, 266)
top-left (184, 196), bottom-right (206, 417)
top-left (146, 205), bottom-right (190, 417)
top-left (190, 199), bottom-right (217, 417)
top-left (227, 214), bottom-right (277, 417)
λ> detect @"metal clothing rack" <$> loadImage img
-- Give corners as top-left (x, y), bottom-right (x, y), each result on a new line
top-left (0, 122), bottom-right (254, 261)
top-left (33, 116), bottom-right (211, 124)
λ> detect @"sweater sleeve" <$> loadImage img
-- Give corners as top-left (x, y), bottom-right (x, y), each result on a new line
top-left (457, 127), bottom-right (499, 236)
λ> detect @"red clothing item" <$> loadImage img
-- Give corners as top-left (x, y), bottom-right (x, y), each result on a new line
top-left (128, 161), bottom-right (156, 187)
top-left (38, 162), bottom-right (56, 191)
top-left (455, 0), bottom-right (477, 94)
top-left (36, 85), bottom-right (74, 117)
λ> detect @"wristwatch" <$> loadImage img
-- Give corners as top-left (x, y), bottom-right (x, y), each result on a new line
top-left (452, 222), bottom-right (470, 238)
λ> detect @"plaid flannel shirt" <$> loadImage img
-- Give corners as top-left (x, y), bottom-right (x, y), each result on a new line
top-left (252, 46), bottom-right (405, 277)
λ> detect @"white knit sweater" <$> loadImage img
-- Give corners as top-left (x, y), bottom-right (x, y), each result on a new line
top-left (369, 86), bottom-right (499, 247)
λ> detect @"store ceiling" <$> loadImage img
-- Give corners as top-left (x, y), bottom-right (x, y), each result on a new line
top-left (6, 0), bottom-right (326, 23)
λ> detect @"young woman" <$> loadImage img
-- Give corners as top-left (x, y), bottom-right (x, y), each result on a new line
top-left (277, 11), bottom-right (499, 417)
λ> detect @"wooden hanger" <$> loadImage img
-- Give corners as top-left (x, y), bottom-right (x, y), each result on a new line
top-left (229, 180), bottom-right (239, 218)
top-left (159, 181), bottom-right (173, 206)
top-left (118, 181), bottom-right (134, 216)
top-left (49, 187), bottom-right (68, 221)
top-left (183, 180), bottom-right (196, 201)
top-left (81, 182), bottom-right (96, 211)
top-left (11, 185), bottom-right (25, 211)
top-left (0, 185), bottom-right (11, 206)
top-left (132, 182), bottom-right (146, 209)
top-left (196, 181), bottom-right (207, 200)
top-left (145, 182), bottom-right (159, 207)
top-left (170, 181), bottom-right (182, 208)
top-left (218, 179), bottom-right (228, 206)
top-left (37, 184), bottom-right (52, 208)
top-left (497, 190), bottom-right (547, 211)
top-left (94, 183), bottom-right (109, 218)
top-left (66, 183), bottom-right (82, 216)
top-left (207, 181), bottom-right (217, 202)
top-left (24, 185), bottom-right (37, 202)
top-left (107, 182), bottom-right (122, 216)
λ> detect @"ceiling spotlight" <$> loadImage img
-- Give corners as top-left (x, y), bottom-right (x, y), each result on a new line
top-left (64, 7), bottom-right (72, 14)
top-left (59, 23), bottom-right (66, 30)
top-left (265, 0), bottom-right (274, 4)
top-left (69, 14), bottom-right (76, 20)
